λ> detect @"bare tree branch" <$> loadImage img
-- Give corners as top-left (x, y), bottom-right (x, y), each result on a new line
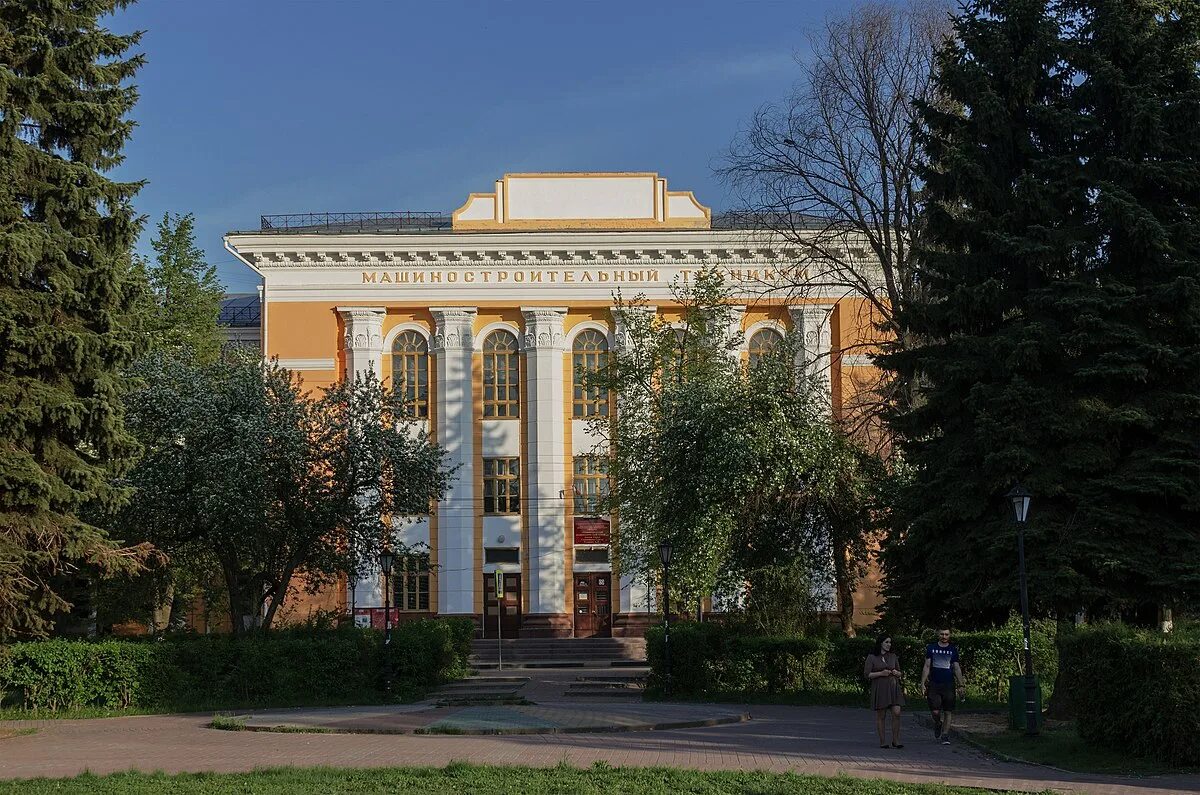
top-left (719, 0), bottom-right (951, 437)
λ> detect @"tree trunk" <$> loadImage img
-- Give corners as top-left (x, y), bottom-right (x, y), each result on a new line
top-left (833, 541), bottom-right (856, 637)
top-left (222, 562), bottom-right (262, 634)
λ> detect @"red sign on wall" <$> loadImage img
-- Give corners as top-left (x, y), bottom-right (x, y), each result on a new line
top-left (573, 517), bottom-right (611, 545)
top-left (354, 607), bottom-right (400, 629)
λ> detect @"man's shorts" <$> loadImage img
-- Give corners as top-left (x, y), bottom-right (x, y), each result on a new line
top-left (927, 681), bottom-right (957, 712)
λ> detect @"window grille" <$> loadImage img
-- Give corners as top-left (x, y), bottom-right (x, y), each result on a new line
top-left (391, 330), bottom-right (429, 417)
top-left (572, 329), bottom-right (610, 417)
top-left (483, 457), bottom-right (520, 514)
top-left (482, 330), bottom-right (520, 417)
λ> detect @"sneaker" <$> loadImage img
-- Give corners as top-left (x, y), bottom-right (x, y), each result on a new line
top-left (941, 736), bottom-right (951, 745)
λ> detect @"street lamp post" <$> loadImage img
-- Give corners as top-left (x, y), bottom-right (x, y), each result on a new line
top-left (378, 548), bottom-right (396, 699)
top-left (1006, 484), bottom-right (1038, 736)
top-left (658, 540), bottom-right (673, 696)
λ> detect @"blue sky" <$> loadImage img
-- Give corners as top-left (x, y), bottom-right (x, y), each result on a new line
top-left (111, 1), bottom-right (844, 292)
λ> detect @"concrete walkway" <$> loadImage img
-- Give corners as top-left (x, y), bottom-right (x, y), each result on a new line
top-left (4, 703), bottom-right (1200, 793)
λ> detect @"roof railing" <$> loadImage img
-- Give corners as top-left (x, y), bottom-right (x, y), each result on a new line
top-left (259, 211), bottom-right (451, 232)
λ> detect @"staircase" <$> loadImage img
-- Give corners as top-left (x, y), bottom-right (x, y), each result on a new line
top-left (429, 675), bottom-right (529, 706)
top-left (470, 637), bottom-right (647, 669)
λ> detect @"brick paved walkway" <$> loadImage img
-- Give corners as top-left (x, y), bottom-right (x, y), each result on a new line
top-left (4, 705), bottom-right (1200, 793)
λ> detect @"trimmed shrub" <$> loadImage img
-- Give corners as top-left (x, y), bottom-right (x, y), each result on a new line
top-left (646, 616), bottom-right (1057, 704)
top-left (0, 618), bottom-right (473, 713)
top-left (1060, 625), bottom-right (1200, 766)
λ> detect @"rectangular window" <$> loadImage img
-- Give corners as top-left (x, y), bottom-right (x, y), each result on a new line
top-left (575, 547), bottom-right (610, 565)
top-left (484, 547), bottom-right (520, 564)
top-left (572, 455), bottom-right (608, 515)
top-left (483, 457), bottom-right (520, 514)
top-left (393, 554), bottom-right (431, 611)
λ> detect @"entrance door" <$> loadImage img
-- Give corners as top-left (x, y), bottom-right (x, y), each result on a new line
top-left (573, 572), bottom-right (612, 638)
top-left (483, 572), bottom-right (522, 638)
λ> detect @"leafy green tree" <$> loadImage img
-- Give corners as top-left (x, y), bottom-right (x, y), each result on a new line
top-left (0, 0), bottom-right (152, 638)
top-left (884, 0), bottom-right (1200, 624)
top-left (118, 352), bottom-right (452, 632)
top-left (594, 269), bottom-right (888, 632)
top-left (143, 212), bottom-right (223, 362)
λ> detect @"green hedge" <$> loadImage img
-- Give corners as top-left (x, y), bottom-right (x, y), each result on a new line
top-left (1060, 625), bottom-right (1200, 766)
top-left (0, 618), bottom-right (473, 713)
top-left (647, 615), bottom-right (1057, 704)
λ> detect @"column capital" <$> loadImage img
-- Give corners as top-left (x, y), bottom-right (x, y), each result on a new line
top-left (337, 307), bottom-right (387, 382)
top-left (611, 305), bottom-right (657, 351)
top-left (430, 306), bottom-right (477, 352)
top-left (520, 306), bottom-right (567, 351)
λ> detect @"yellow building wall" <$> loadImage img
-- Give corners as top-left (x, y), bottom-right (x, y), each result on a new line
top-left (251, 295), bottom-right (886, 632)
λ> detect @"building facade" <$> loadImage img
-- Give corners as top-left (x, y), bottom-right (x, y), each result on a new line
top-left (225, 172), bottom-right (882, 637)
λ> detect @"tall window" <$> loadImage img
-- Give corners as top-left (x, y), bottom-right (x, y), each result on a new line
top-left (391, 331), bottom-right (429, 418)
top-left (572, 329), bottom-right (609, 417)
top-left (393, 553), bottom-right (430, 611)
top-left (661, 327), bottom-right (686, 383)
top-left (573, 455), bottom-right (609, 515)
top-left (748, 328), bottom-right (784, 370)
top-left (483, 457), bottom-right (520, 514)
top-left (483, 330), bottom-right (520, 418)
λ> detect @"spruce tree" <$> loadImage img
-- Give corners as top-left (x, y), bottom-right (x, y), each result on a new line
top-left (144, 212), bottom-right (223, 362)
top-left (0, 0), bottom-right (150, 637)
top-left (885, 0), bottom-right (1200, 623)
top-left (1058, 0), bottom-right (1200, 612)
top-left (882, 0), bottom-right (1092, 623)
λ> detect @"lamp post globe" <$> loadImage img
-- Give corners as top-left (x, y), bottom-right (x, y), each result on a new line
top-left (1005, 484), bottom-right (1038, 735)
top-left (658, 540), bottom-right (673, 567)
top-left (1006, 484), bottom-right (1032, 524)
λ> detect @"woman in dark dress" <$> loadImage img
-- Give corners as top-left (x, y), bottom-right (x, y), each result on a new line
top-left (864, 635), bottom-right (905, 748)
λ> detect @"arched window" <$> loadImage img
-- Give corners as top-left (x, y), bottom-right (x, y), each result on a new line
top-left (748, 327), bottom-right (784, 370)
top-left (572, 329), bottom-right (609, 417)
top-left (482, 330), bottom-right (519, 418)
top-left (391, 331), bottom-right (429, 418)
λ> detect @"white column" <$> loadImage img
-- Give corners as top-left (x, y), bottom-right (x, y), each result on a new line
top-left (337, 307), bottom-right (387, 610)
top-left (431, 307), bottom-right (477, 616)
top-left (789, 303), bottom-right (837, 609)
top-left (521, 307), bottom-right (568, 617)
top-left (336, 306), bottom-right (386, 383)
top-left (721, 304), bottom-right (745, 365)
top-left (789, 304), bottom-right (835, 410)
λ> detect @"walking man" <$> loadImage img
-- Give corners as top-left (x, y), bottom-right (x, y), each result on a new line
top-left (920, 627), bottom-right (964, 744)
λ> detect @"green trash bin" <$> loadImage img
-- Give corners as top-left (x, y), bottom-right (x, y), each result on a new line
top-left (1008, 675), bottom-right (1043, 730)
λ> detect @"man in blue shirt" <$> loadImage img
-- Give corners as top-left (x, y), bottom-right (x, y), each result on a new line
top-left (920, 627), bottom-right (964, 744)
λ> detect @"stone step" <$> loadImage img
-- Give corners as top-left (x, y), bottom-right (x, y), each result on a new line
top-left (569, 681), bottom-right (643, 690)
top-left (576, 674), bottom-right (647, 683)
top-left (433, 683), bottom-right (525, 694)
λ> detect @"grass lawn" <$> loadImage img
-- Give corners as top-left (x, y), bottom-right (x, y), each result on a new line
top-left (964, 721), bottom-right (1196, 777)
top-left (0, 762), bottom-right (1053, 794)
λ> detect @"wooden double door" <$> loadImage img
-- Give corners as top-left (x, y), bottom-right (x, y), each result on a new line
top-left (483, 572), bottom-right (522, 638)
top-left (573, 572), bottom-right (612, 638)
